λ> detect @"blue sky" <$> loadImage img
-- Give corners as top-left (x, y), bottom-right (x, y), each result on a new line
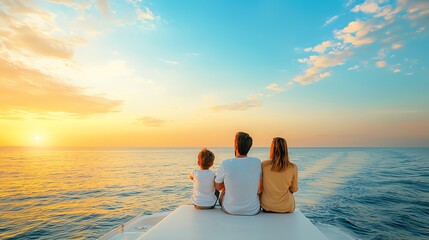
top-left (1, 0), bottom-right (428, 147)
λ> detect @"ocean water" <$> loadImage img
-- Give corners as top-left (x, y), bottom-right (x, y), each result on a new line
top-left (0, 147), bottom-right (428, 239)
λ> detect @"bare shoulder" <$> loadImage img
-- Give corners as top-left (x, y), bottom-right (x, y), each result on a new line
top-left (261, 160), bottom-right (271, 167)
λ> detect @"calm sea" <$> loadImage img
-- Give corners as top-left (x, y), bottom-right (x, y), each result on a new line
top-left (0, 147), bottom-right (428, 239)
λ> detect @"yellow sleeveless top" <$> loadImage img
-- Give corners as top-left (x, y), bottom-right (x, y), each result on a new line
top-left (260, 160), bottom-right (298, 213)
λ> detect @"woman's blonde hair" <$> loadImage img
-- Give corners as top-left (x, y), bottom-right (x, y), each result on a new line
top-left (269, 137), bottom-right (290, 172)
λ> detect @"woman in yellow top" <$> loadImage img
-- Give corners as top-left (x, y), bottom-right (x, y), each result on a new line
top-left (260, 137), bottom-right (298, 213)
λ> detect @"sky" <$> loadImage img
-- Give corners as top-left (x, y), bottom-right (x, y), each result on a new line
top-left (0, 0), bottom-right (428, 147)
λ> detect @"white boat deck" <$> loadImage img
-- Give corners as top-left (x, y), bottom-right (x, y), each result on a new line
top-left (101, 205), bottom-right (328, 240)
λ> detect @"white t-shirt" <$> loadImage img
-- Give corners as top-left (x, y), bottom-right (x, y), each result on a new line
top-left (215, 157), bottom-right (261, 215)
top-left (191, 169), bottom-right (217, 207)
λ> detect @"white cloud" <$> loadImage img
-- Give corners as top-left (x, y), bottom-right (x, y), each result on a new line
top-left (266, 83), bottom-right (283, 92)
top-left (324, 15), bottom-right (339, 26)
top-left (298, 49), bottom-right (352, 68)
top-left (376, 61), bottom-right (386, 68)
top-left (138, 116), bottom-right (165, 127)
top-left (294, 68), bottom-right (336, 85)
top-left (0, 0), bottom-right (125, 118)
top-left (319, 71), bottom-right (333, 79)
top-left (303, 41), bottom-right (341, 54)
top-left (392, 42), bottom-right (403, 50)
top-left (46, 0), bottom-right (91, 11)
top-left (347, 65), bottom-right (360, 70)
top-left (160, 59), bottom-right (179, 65)
top-left (0, 58), bottom-right (122, 117)
top-left (96, 0), bottom-right (112, 16)
top-left (406, 1), bottom-right (429, 20)
top-left (137, 7), bottom-right (155, 21)
top-left (376, 48), bottom-right (386, 59)
top-left (134, 77), bottom-right (154, 85)
top-left (293, 0), bottom-right (426, 87)
top-left (352, 0), bottom-right (380, 14)
top-left (313, 41), bottom-right (334, 54)
top-left (335, 20), bottom-right (379, 46)
top-left (294, 46), bottom-right (352, 85)
top-left (304, 47), bottom-right (313, 52)
top-left (211, 99), bottom-right (260, 112)
top-left (298, 58), bottom-right (309, 63)
top-left (346, 0), bottom-right (355, 7)
top-left (266, 82), bottom-right (293, 93)
top-left (393, 69), bottom-right (401, 73)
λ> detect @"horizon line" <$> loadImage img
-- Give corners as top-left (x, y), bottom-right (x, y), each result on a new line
top-left (1, 146), bottom-right (428, 149)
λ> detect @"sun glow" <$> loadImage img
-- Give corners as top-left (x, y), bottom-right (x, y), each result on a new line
top-left (33, 135), bottom-right (43, 143)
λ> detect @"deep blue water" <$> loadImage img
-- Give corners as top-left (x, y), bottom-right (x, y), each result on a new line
top-left (0, 147), bottom-right (428, 239)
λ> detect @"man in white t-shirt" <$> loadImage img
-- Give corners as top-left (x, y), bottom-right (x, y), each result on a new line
top-left (215, 132), bottom-right (262, 215)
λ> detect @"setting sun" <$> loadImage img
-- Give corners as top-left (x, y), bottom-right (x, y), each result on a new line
top-left (33, 135), bottom-right (42, 142)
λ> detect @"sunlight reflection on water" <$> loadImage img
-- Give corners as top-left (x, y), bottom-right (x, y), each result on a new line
top-left (0, 147), bottom-right (428, 239)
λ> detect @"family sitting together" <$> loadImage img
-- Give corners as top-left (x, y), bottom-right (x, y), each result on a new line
top-left (189, 131), bottom-right (298, 215)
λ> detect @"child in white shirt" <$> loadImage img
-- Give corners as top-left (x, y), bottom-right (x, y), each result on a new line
top-left (189, 148), bottom-right (219, 209)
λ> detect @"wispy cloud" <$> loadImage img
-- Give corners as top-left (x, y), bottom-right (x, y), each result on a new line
top-left (0, 58), bottom-right (122, 119)
top-left (96, 0), bottom-right (112, 17)
top-left (137, 7), bottom-right (155, 21)
top-left (185, 52), bottom-right (199, 56)
top-left (131, 3), bottom-right (161, 29)
top-left (211, 99), bottom-right (260, 112)
top-left (405, 1), bottom-right (429, 20)
top-left (45, 0), bottom-right (91, 11)
top-left (137, 116), bottom-right (165, 127)
top-left (345, 0), bottom-right (355, 8)
top-left (0, 0), bottom-right (123, 119)
top-left (293, 0), bottom-right (424, 86)
top-left (160, 59), bottom-right (179, 65)
top-left (304, 41), bottom-right (338, 54)
top-left (351, 0), bottom-right (380, 14)
top-left (324, 15), bottom-right (339, 26)
top-left (392, 42), bottom-right (403, 50)
top-left (266, 82), bottom-right (294, 93)
top-left (0, 2), bottom-right (75, 59)
top-left (347, 65), bottom-right (360, 71)
top-left (334, 20), bottom-right (379, 46)
top-left (294, 48), bottom-right (352, 85)
top-left (393, 68), bottom-right (401, 73)
top-left (376, 61), bottom-right (386, 68)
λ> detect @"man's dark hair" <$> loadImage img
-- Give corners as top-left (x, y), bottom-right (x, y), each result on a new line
top-left (235, 132), bottom-right (253, 155)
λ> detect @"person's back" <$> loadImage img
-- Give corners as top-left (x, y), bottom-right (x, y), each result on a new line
top-left (217, 157), bottom-right (261, 215)
top-left (260, 137), bottom-right (298, 213)
top-left (190, 148), bottom-right (218, 209)
top-left (261, 161), bottom-right (298, 213)
top-left (215, 132), bottom-right (262, 215)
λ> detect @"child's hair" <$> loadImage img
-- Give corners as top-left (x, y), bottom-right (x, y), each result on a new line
top-left (198, 148), bottom-right (215, 169)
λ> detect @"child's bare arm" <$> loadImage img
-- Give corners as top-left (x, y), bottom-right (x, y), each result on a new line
top-left (214, 182), bottom-right (224, 191)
